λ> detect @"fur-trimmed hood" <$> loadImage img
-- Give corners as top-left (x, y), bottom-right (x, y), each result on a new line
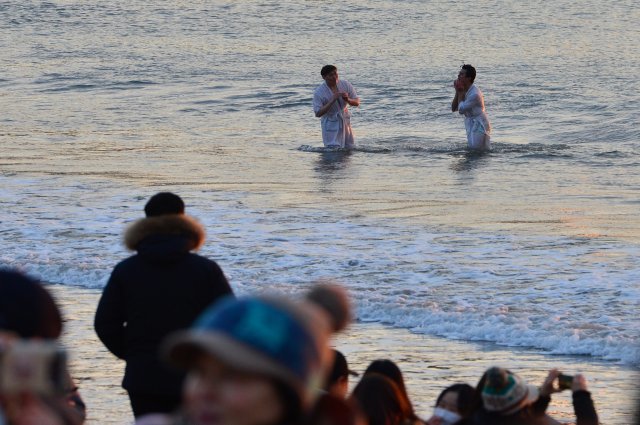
top-left (124, 214), bottom-right (205, 251)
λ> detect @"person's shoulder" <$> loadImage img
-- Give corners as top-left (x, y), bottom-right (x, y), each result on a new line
top-left (314, 82), bottom-right (328, 93)
top-left (340, 79), bottom-right (354, 87)
top-left (111, 254), bottom-right (142, 272)
top-left (182, 251), bottom-right (218, 265)
top-left (185, 253), bottom-right (229, 277)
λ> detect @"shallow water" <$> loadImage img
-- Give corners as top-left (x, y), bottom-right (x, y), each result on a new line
top-left (1, 0), bottom-right (639, 420)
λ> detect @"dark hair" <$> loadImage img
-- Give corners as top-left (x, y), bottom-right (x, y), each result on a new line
top-left (321, 65), bottom-right (337, 77)
top-left (0, 269), bottom-right (63, 339)
top-left (435, 383), bottom-right (479, 419)
top-left (325, 349), bottom-right (358, 389)
top-left (364, 360), bottom-right (408, 400)
top-left (461, 64), bottom-right (476, 83)
top-left (144, 192), bottom-right (185, 217)
top-left (350, 374), bottom-right (413, 425)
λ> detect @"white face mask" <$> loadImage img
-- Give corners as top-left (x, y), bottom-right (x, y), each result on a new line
top-left (433, 407), bottom-right (462, 425)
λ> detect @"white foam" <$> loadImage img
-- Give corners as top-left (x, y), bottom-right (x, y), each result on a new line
top-left (1, 176), bottom-right (639, 365)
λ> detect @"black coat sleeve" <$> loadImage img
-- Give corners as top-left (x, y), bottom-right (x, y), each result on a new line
top-left (94, 267), bottom-right (127, 359)
top-left (573, 390), bottom-right (599, 425)
top-left (530, 394), bottom-right (551, 416)
top-left (210, 261), bottom-right (233, 298)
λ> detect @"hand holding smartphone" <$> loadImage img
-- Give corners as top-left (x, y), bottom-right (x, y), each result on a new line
top-left (558, 373), bottom-right (574, 390)
top-left (0, 340), bottom-right (68, 396)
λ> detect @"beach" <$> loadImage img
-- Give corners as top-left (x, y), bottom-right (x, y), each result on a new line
top-left (51, 284), bottom-right (638, 425)
top-left (2, 1), bottom-right (639, 423)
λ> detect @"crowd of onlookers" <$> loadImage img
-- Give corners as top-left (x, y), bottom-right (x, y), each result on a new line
top-left (0, 192), bottom-right (612, 424)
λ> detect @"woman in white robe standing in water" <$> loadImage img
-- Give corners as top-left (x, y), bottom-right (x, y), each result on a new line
top-left (313, 65), bottom-right (360, 149)
top-left (452, 64), bottom-right (492, 151)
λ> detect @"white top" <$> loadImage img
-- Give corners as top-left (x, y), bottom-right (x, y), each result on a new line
top-left (458, 84), bottom-right (491, 135)
top-left (313, 79), bottom-right (359, 147)
top-left (313, 79), bottom-right (358, 119)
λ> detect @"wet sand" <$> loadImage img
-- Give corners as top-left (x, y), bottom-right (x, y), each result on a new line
top-left (50, 284), bottom-right (638, 425)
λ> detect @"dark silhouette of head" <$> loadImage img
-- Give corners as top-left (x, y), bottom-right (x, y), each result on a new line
top-left (144, 192), bottom-right (185, 217)
top-left (461, 64), bottom-right (476, 83)
top-left (321, 65), bottom-right (338, 78)
top-left (0, 269), bottom-right (63, 339)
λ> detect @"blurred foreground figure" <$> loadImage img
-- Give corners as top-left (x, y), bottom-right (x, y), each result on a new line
top-left (94, 192), bottom-right (233, 418)
top-left (136, 283), bottom-right (353, 425)
top-left (0, 269), bottom-right (85, 425)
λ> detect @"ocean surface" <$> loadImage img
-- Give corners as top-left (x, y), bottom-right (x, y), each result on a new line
top-left (1, 0), bottom-right (639, 422)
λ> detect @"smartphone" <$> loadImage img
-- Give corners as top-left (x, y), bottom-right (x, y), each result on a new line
top-left (558, 373), bottom-right (574, 390)
top-left (0, 340), bottom-right (68, 396)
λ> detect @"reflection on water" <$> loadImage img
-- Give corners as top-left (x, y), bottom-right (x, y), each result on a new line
top-left (449, 150), bottom-right (491, 173)
top-left (315, 150), bottom-right (353, 172)
top-left (313, 150), bottom-right (353, 190)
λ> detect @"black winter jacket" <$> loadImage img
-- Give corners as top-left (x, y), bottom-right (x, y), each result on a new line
top-left (94, 214), bottom-right (233, 395)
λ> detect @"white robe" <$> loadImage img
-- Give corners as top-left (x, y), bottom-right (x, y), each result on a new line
top-left (458, 84), bottom-right (491, 150)
top-left (313, 80), bottom-right (359, 148)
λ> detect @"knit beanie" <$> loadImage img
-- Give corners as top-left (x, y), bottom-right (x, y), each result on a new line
top-left (165, 283), bottom-right (351, 409)
top-left (481, 367), bottom-right (540, 415)
top-left (144, 192), bottom-right (185, 217)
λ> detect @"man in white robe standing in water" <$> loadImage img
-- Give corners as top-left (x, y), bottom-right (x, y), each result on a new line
top-left (452, 64), bottom-right (492, 151)
top-left (313, 64), bottom-right (360, 149)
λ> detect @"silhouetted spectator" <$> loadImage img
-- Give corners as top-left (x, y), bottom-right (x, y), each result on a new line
top-left (94, 192), bottom-right (233, 418)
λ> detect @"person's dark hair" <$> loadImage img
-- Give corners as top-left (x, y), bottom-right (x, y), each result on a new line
top-left (0, 269), bottom-right (63, 339)
top-left (365, 360), bottom-right (408, 399)
top-left (325, 349), bottom-right (358, 390)
top-left (364, 359), bottom-right (421, 421)
top-left (144, 192), bottom-right (185, 217)
top-left (321, 65), bottom-right (337, 77)
top-left (435, 383), bottom-right (479, 419)
top-left (350, 373), bottom-right (413, 425)
top-left (461, 64), bottom-right (476, 83)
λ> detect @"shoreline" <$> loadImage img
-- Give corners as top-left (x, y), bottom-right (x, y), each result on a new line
top-left (49, 284), bottom-right (638, 425)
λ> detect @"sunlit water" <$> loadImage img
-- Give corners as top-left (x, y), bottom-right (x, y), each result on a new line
top-left (1, 1), bottom-right (639, 423)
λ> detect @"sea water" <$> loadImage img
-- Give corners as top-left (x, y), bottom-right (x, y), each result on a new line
top-left (1, 0), bottom-right (639, 423)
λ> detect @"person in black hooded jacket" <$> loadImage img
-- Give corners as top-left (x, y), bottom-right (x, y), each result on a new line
top-left (94, 192), bottom-right (233, 419)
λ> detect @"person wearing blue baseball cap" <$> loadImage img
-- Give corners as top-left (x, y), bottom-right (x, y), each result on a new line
top-left (136, 283), bottom-right (351, 425)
